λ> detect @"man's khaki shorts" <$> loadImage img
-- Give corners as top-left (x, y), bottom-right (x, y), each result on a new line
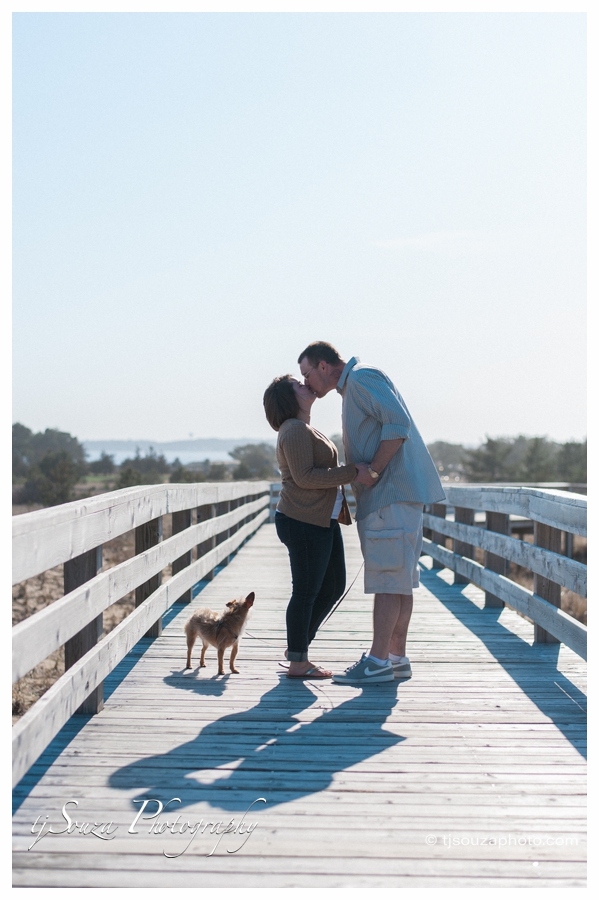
top-left (357, 502), bottom-right (424, 595)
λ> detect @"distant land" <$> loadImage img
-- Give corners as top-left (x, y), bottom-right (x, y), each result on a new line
top-left (83, 438), bottom-right (275, 465)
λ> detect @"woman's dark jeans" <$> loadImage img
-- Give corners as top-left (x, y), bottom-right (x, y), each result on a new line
top-left (275, 511), bottom-right (346, 662)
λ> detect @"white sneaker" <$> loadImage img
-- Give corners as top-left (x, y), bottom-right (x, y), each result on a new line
top-left (332, 653), bottom-right (395, 685)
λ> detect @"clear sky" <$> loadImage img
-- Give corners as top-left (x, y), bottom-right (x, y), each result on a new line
top-left (12, 11), bottom-right (586, 445)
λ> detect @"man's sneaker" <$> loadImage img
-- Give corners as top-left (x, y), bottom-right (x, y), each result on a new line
top-left (332, 653), bottom-right (395, 685)
top-left (390, 657), bottom-right (412, 679)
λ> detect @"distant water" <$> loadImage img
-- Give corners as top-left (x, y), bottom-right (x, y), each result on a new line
top-left (86, 450), bottom-right (236, 466)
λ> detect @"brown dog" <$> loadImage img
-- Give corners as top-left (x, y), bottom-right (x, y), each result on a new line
top-left (184, 592), bottom-right (255, 674)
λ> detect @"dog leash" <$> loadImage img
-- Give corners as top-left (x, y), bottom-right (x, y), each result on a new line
top-left (320, 561), bottom-right (363, 627)
top-left (244, 561), bottom-right (364, 647)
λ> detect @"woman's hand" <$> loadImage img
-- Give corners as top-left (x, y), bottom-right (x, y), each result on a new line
top-left (353, 463), bottom-right (377, 487)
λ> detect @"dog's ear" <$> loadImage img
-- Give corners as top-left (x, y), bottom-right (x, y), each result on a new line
top-left (244, 592), bottom-right (255, 607)
top-left (226, 601), bottom-right (235, 608)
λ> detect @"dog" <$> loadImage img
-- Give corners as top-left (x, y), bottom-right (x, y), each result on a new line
top-left (184, 592), bottom-right (255, 674)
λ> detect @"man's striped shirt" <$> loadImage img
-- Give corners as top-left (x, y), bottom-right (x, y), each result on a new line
top-left (337, 357), bottom-right (446, 520)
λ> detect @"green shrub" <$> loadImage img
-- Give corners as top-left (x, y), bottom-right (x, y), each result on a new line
top-left (206, 463), bottom-right (229, 481)
top-left (23, 450), bottom-right (81, 506)
top-left (89, 452), bottom-right (115, 475)
top-left (116, 467), bottom-right (160, 489)
top-left (169, 465), bottom-right (202, 484)
top-left (555, 441), bottom-right (587, 482)
top-left (13, 423), bottom-right (87, 483)
top-left (229, 443), bottom-right (277, 479)
top-left (120, 447), bottom-right (170, 474)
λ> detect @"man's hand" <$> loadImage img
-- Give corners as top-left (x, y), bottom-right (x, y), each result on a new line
top-left (353, 463), bottom-right (378, 487)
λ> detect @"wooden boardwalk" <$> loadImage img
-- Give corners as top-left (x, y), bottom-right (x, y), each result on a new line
top-left (13, 523), bottom-right (586, 887)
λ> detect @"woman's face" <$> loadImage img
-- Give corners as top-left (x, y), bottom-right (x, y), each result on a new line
top-left (291, 378), bottom-right (317, 414)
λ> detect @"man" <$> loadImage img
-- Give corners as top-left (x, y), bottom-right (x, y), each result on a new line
top-left (297, 341), bottom-right (446, 684)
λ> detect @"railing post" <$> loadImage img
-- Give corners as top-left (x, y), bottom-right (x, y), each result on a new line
top-left (564, 531), bottom-right (574, 559)
top-left (454, 506), bottom-right (474, 585)
top-left (171, 509), bottom-right (193, 604)
top-left (197, 503), bottom-right (217, 580)
top-left (429, 503), bottom-right (446, 570)
top-left (534, 521), bottom-right (562, 644)
top-left (484, 512), bottom-right (510, 608)
top-left (216, 499), bottom-right (233, 565)
top-left (64, 545), bottom-right (103, 715)
top-left (135, 517), bottom-right (163, 638)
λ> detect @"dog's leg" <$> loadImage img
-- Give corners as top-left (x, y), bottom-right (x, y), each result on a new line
top-left (217, 644), bottom-right (226, 675)
top-left (186, 626), bottom-right (196, 669)
top-left (229, 642), bottom-right (240, 674)
top-left (200, 641), bottom-right (208, 668)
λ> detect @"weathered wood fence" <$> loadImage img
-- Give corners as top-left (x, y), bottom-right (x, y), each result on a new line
top-left (12, 481), bottom-right (586, 789)
top-left (423, 485), bottom-right (586, 658)
top-left (270, 481), bottom-right (586, 658)
top-left (12, 482), bottom-right (270, 787)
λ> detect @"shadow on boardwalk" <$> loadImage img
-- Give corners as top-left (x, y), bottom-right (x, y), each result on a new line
top-left (419, 567), bottom-right (587, 758)
top-left (107, 678), bottom-right (406, 812)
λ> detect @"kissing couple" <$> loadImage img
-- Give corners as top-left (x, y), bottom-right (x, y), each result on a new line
top-left (263, 341), bottom-right (445, 685)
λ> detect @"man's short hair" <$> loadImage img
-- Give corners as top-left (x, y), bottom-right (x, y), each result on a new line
top-left (297, 341), bottom-right (342, 368)
top-left (263, 375), bottom-right (300, 431)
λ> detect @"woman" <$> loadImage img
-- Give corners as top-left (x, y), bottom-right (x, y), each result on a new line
top-left (263, 374), bottom-right (357, 679)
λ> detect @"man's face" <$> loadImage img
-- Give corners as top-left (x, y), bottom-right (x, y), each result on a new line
top-left (299, 358), bottom-right (338, 398)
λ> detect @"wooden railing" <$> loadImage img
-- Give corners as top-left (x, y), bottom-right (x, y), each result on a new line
top-left (423, 486), bottom-right (586, 659)
top-left (270, 482), bottom-right (586, 660)
top-left (12, 482), bottom-right (270, 787)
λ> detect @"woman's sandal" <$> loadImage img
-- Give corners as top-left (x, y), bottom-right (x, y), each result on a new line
top-left (286, 666), bottom-right (332, 680)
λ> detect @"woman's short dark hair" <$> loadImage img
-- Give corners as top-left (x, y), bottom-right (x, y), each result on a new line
top-left (263, 375), bottom-right (300, 431)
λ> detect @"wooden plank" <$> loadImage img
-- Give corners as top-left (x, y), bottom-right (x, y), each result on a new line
top-left (441, 487), bottom-right (586, 536)
top-left (197, 502), bottom-right (217, 580)
top-left (63, 546), bottom-right (103, 716)
top-left (13, 481), bottom-right (271, 583)
top-left (10, 873), bottom-right (587, 890)
top-left (484, 511), bottom-right (510, 609)
top-left (421, 539), bottom-right (586, 659)
top-left (135, 516), bottom-right (163, 639)
top-left (534, 522), bottom-right (562, 645)
top-left (453, 507), bottom-right (474, 585)
top-left (422, 514), bottom-right (586, 596)
top-left (429, 503), bottom-right (446, 570)
top-left (170, 508), bottom-right (193, 604)
top-left (12, 509), bottom-right (269, 787)
top-left (12, 496), bottom-right (269, 682)
top-left (12, 524), bottom-right (586, 889)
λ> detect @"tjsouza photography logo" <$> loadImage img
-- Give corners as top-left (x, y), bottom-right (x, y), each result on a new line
top-left (29, 797), bottom-right (266, 858)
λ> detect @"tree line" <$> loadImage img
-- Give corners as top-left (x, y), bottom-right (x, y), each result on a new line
top-left (427, 437), bottom-right (586, 484)
top-left (329, 433), bottom-right (586, 484)
top-left (12, 423), bottom-right (278, 507)
top-left (13, 423), bottom-right (586, 508)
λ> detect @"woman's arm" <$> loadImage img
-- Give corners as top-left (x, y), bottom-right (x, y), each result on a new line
top-left (280, 425), bottom-right (357, 489)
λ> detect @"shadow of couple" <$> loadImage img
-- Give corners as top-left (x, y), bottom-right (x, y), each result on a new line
top-left (107, 672), bottom-right (407, 812)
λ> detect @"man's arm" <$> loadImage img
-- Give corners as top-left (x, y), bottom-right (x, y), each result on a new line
top-left (353, 438), bottom-right (404, 486)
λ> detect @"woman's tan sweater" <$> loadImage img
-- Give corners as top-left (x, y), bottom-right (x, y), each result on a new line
top-left (276, 418), bottom-right (357, 527)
